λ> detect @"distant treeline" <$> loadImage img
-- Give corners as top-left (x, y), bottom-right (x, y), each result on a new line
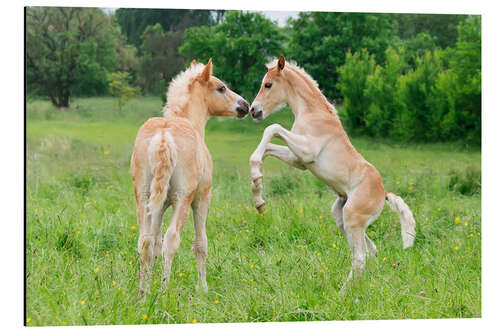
top-left (26, 8), bottom-right (480, 144)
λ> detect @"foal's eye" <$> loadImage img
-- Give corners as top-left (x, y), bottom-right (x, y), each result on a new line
top-left (217, 85), bottom-right (226, 93)
top-left (264, 82), bottom-right (273, 89)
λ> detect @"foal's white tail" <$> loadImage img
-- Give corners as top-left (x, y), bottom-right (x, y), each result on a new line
top-left (385, 192), bottom-right (416, 249)
top-left (147, 130), bottom-right (177, 214)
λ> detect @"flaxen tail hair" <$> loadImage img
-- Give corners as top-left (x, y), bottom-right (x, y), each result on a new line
top-left (147, 130), bottom-right (177, 215)
top-left (385, 192), bottom-right (416, 248)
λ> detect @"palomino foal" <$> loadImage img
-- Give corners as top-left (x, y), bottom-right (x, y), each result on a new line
top-left (249, 55), bottom-right (416, 290)
top-left (131, 59), bottom-right (249, 294)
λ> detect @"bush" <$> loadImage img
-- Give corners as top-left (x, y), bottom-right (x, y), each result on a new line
top-left (448, 167), bottom-right (481, 196)
top-left (395, 50), bottom-right (443, 142)
top-left (107, 72), bottom-right (141, 111)
top-left (337, 49), bottom-right (376, 132)
top-left (364, 47), bottom-right (405, 137)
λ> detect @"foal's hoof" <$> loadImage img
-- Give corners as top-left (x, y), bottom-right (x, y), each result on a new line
top-left (256, 202), bottom-right (266, 213)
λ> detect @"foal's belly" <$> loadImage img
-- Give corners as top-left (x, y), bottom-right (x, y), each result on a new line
top-left (306, 158), bottom-right (351, 197)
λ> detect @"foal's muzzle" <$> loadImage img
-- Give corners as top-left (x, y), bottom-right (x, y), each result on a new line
top-left (250, 104), bottom-right (264, 120)
top-left (236, 99), bottom-right (250, 118)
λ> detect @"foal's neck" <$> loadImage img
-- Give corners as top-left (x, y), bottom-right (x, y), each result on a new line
top-left (168, 94), bottom-right (210, 138)
top-left (285, 71), bottom-right (338, 122)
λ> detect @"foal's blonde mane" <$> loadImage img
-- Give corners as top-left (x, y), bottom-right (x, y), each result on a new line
top-left (267, 59), bottom-right (338, 116)
top-left (163, 63), bottom-right (206, 116)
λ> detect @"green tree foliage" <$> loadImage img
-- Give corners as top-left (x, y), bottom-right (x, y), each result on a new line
top-left (337, 49), bottom-right (376, 131)
top-left (107, 72), bottom-right (141, 111)
top-left (139, 24), bottom-right (185, 95)
top-left (396, 50), bottom-right (443, 141)
top-left (287, 12), bottom-right (398, 100)
top-left (437, 16), bottom-right (481, 144)
top-left (337, 16), bottom-right (481, 144)
top-left (26, 7), bottom-right (128, 107)
top-left (115, 8), bottom-right (224, 49)
top-left (364, 47), bottom-right (405, 137)
top-left (180, 11), bottom-right (285, 100)
top-left (396, 13), bottom-right (467, 49)
top-left (402, 32), bottom-right (438, 69)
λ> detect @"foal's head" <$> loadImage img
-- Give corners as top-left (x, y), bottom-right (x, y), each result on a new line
top-left (194, 59), bottom-right (249, 118)
top-left (249, 54), bottom-right (289, 121)
top-left (166, 59), bottom-right (249, 119)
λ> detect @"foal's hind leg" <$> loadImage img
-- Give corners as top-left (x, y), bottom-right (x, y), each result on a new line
top-left (340, 212), bottom-right (368, 292)
top-left (191, 191), bottom-right (210, 292)
top-left (365, 234), bottom-right (377, 258)
top-left (162, 196), bottom-right (192, 284)
top-left (331, 196), bottom-right (347, 237)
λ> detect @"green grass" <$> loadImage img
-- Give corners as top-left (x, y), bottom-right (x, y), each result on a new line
top-left (26, 97), bottom-right (481, 325)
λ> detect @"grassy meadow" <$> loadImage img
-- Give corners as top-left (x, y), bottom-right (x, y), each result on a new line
top-left (26, 97), bottom-right (481, 326)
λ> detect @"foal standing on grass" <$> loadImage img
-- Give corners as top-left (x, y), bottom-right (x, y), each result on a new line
top-left (249, 55), bottom-right (416, 291)
top-left (131, 59), bottom-right (249, 294)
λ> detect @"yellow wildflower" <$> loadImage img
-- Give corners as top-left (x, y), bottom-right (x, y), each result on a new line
top-left (94, 268), bottom-right (99, 273)
top-left (131, 225), bottom-right (136, 230)
top-left (192, 319), bottom-right (197, 323)
top-left (215, 299), bottom-right (219, 304)
top-left (26, 317), bottom-right (31, 323)
top-left (455, 217), bottom-right (461, 223)
top-left (112, 281), bottom-right (117, 287)
top-left (178, 272), bottom-right (183, 277)
top-left (455, 246), bottom-right (459, 250)
top-left (142, 314), bottom-right (148, 320)
top-left (396, 181), bottom-right (400, 185)
top-left (80, 300), bottom-right (85, 305)
top-left (332, 243), bottom-right (337, 248)
top-left (104, 150), bottom-right (109, 155)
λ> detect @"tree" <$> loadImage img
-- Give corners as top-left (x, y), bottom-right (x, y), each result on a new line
top-left (438, 16), bottom-right (481, 144)
top-left (107, 72), bottom-right (141, 111)
top-left (395, 50), bottom-right (443, 142)
top-left (115, 8), bottom-right (224, 50)
top-left (396, 13), bottom-right (467, 49)
top-left (337, 49), bottom-right (377, 131)
top-left (180, 11), bottom-right (285, 100)
top-left (138, 24), bottom-right (185, 95)
top-left (287, 12), bottom-right (398, 100)
top-left (364, 47), bottom-right (405, 137)
top-left (26, 7), bottom-right (120, 107)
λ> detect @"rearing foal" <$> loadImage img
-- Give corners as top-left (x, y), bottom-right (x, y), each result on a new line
top-left (131, 59), bottom-right (249, 293)
top-left (249, 55), bottom-right (416, 290)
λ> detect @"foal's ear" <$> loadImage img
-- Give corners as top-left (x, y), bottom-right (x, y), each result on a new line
top-left (200, 58), bottom-right (213, 82)
top-left (190, 59), bottom-right (197, 67)
top-left (278, 54), bottom-right (285, 72)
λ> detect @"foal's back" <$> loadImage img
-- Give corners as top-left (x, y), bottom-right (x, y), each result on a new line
top-left (131, 116), bottom-right (205, 199)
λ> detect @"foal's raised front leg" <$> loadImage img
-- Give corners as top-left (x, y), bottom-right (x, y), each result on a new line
top-left (250, 124), bottom-right (316, 212)
top-left (264, 144), bottom-right (307, 170)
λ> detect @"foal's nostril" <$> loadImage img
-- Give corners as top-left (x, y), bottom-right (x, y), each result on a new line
top-left (254, 110), bottom-right (263, 119)
top-left (238, 99), bottom-right (250, 112)
top-left (250, 106), bottom-right (255, 114)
